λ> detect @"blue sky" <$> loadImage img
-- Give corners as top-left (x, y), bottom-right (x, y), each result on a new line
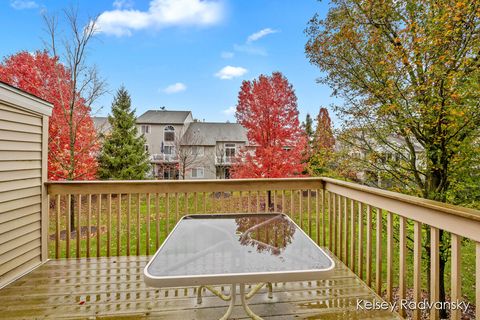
top-left (0, 0), bottom-right (338, 125)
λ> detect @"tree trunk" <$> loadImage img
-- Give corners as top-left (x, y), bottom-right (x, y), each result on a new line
top-left (267, 190), bottom-right (273, 211)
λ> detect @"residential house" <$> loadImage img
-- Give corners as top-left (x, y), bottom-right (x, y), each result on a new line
top-left (93, 109), bottom-right (249, 180)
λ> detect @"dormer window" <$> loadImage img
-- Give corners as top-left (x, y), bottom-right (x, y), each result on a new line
top-left (164, 125), bottom-right (175, 142)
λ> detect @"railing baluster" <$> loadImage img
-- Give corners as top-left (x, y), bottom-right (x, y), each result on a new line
top-left (184, 192), bottom-right (188, 216)
top-left (136, 193), bottom-right (140, 256)
top-left (430, 227), bottom-right (440, 320)
top-left (332, 193), bottom-right (336, 255)
top-left (77, 194), bottom-right (81, 258)
top-left (87, 194), bottom-right (91, 258)
top-left (476, 242), bottom-right (480, 320)
top-left (194, 192), bottom-right (198, 213)
top-left (66, 194), bottom-right (71, 259)
top-left (290, 190), bottom-right (294, 218)
top-left (307, 190), bottom-right (311, 236)
top-left (239, 191), bottom-right (243, 212)
top-left (413, 221), bottom-right (422, 320)
top-left (450, 233), bottom-right (461, 320)
top-left (175, 193), bottom-right (179, 221)
top-left (315, 189), bottom-right (319, 245)
top-left (358, 202), bottom-right (364, 278)
top-left (299, 190), bottom-right (303, 229)
top-left (257, 191), bottom-right (260, 213)
top-left (343, 196), bottom-right (348, 264)
top-left (274, 190), bottom-right (277, 212)
top-left (107, 194), bottom-right (112, 257)
top-left (328, 192), bottom-right (333, 251)
top-left (338, 194), bottom-right (342, 259)
top-left (55, 194), bottom-right (60, 259)
top-left (366, 205), bottom-right (372, 287)
top-left (386, 211), bottom-right (393, 302)
top-left (247, 191), bottom-right (251, 213)
top-left (322, 189), bottom-right (326, 247)
top-left (117, 194), bottom-right (121, 256)
top-left (265, 191), bottom-right (269, 213)
top-left (166, 193), bottom-right (170, 236)
top-left (127, 194), bottom-right (131, 256)
top-left (350, 199), bottom-right (356, 271)
top-left (146, 193), bottom-right (151, 256)
top-left (155, 193), bottom-right (160, 249)
top-left (97, 194), bottom-right (101, 258)
top-left (399, 216), bottom-right (406, 317)
top-left (282, 190), bottom-right (285, 214)
top-left (203, 192), bottom-right (206, 213)
top-left (375, 207), bottom-right (382, 295)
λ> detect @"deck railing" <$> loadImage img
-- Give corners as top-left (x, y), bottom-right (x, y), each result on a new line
top-left (46, 177), bottom-right (480, 320)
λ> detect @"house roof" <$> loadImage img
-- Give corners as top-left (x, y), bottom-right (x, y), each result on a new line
top-left (181, 122), bottom-right (248, 146)
top-left (137, 110), bottom-right (191, 124)
top-left (0, 81), bottom-right (53, 116)
top-left (92, 116), bottom-right (111, 134)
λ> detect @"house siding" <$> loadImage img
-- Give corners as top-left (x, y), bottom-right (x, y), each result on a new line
top-left (0, 84), bottom-right (52, 289)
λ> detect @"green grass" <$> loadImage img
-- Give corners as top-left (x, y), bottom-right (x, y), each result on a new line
top-left (48, 190), bottom-right (475, 304)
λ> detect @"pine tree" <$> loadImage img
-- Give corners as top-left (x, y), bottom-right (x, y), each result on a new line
top-left (98, 87), bottom-right (151, 180)
top-left (303, 113), bottom-right (314, 146)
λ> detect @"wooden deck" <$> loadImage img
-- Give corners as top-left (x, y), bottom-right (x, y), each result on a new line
top-left (0, 251), bottom-right (401, 319)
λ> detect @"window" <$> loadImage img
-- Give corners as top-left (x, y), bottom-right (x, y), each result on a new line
top-left (191, 167), bottom-right (204, 178)
top-left (225, 143), bottom-right (236, 157)
top-left (141, 125), bottom-right (150, 134)
top-left (192, 146), bottom-right (204, 156)
top-left (164, 145), bottom-right (174, 155)
top-left (164, 125), bottom-right (175, 142)
top-left (144, 144), bottom-right (149, 152)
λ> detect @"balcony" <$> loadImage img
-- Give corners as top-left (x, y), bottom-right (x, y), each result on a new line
top-left (151, 153), bottom-right (178, 163)
top-left (216, 155), bottom-right (236, 165)
top-left (2, 177), bottom-right (480, 319)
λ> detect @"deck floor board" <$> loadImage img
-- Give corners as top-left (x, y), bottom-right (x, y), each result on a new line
top-left (0, 252), bottom-right (401, 319)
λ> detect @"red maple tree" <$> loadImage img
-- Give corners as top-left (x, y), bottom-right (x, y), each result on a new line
top-left (0, 51), bottom-right (99, 180)
top-left (232, 72), bottom-right (306, 178)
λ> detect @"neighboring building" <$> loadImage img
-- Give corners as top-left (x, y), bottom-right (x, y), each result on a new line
top-left (93, 109), bottom-right (249, 180)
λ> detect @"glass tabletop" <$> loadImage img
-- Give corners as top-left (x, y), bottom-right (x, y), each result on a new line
top-left (146, 213), bottom-right (334, 279)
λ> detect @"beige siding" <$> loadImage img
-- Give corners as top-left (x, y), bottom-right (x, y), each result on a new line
top-left (0, 103), bottom-right (43, 288)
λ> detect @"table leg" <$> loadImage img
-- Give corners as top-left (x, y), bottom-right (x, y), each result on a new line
top-left (240, 283), bottom-right (265, 320)
top-left (220, 284), bottom-right (236, 320)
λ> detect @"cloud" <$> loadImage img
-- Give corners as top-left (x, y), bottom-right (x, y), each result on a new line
top-left (247, 28), bottom-right (278, 43)
top-left (163, 82), bottom-right (187, 94)
top-left (113, 0), bottom-right (134, 9)
top-left (97, 0), bottom-right (224, 36)
top-left (222, 106), bottom-right (236, 115)
top-left (215, 66), bottom-right (247, 80)
top-left (221, 51), bottom-right (234, 59)
top-left (10, 0), bottom-right (38, 9)
top-left (233, 44), bottom-right (267, 56)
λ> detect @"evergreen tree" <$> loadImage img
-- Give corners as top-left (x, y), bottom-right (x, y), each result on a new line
top-left (303, 113), bottom-right (314, 147)
top-left (98, 87), bottom-right (151, 179)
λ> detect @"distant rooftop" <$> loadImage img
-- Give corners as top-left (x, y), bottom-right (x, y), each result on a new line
top-left (92, 116), bottom-right (111, 135)
top-left (182, 122), bottom-right (248, 146)
top-left (137, 110), bottom-right (191, 124)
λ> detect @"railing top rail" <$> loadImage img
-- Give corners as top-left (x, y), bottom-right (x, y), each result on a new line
top-left (45, 177), bottom-right (324, 195)
top-left (321, 177), bottom-right (480, 223)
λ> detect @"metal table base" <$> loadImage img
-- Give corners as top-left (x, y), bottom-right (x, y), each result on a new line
top-left (196, 283), bottom-right (273, 320)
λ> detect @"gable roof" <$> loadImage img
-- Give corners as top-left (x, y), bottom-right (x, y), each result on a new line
top-left (182, 122), bottom-right (248, 146)
top-left (92, 116), bottom-right (111, 134)
top-left (137, 110), bottom-right (191, 124)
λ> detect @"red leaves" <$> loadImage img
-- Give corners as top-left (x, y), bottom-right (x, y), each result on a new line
top-left (232, 72), bottom-right (306, 178)
top-left (0, 51), bottom-right (99, 180)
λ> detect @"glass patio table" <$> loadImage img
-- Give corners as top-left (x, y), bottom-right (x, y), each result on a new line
top-left (144, 213), bottom-right (335, 320)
